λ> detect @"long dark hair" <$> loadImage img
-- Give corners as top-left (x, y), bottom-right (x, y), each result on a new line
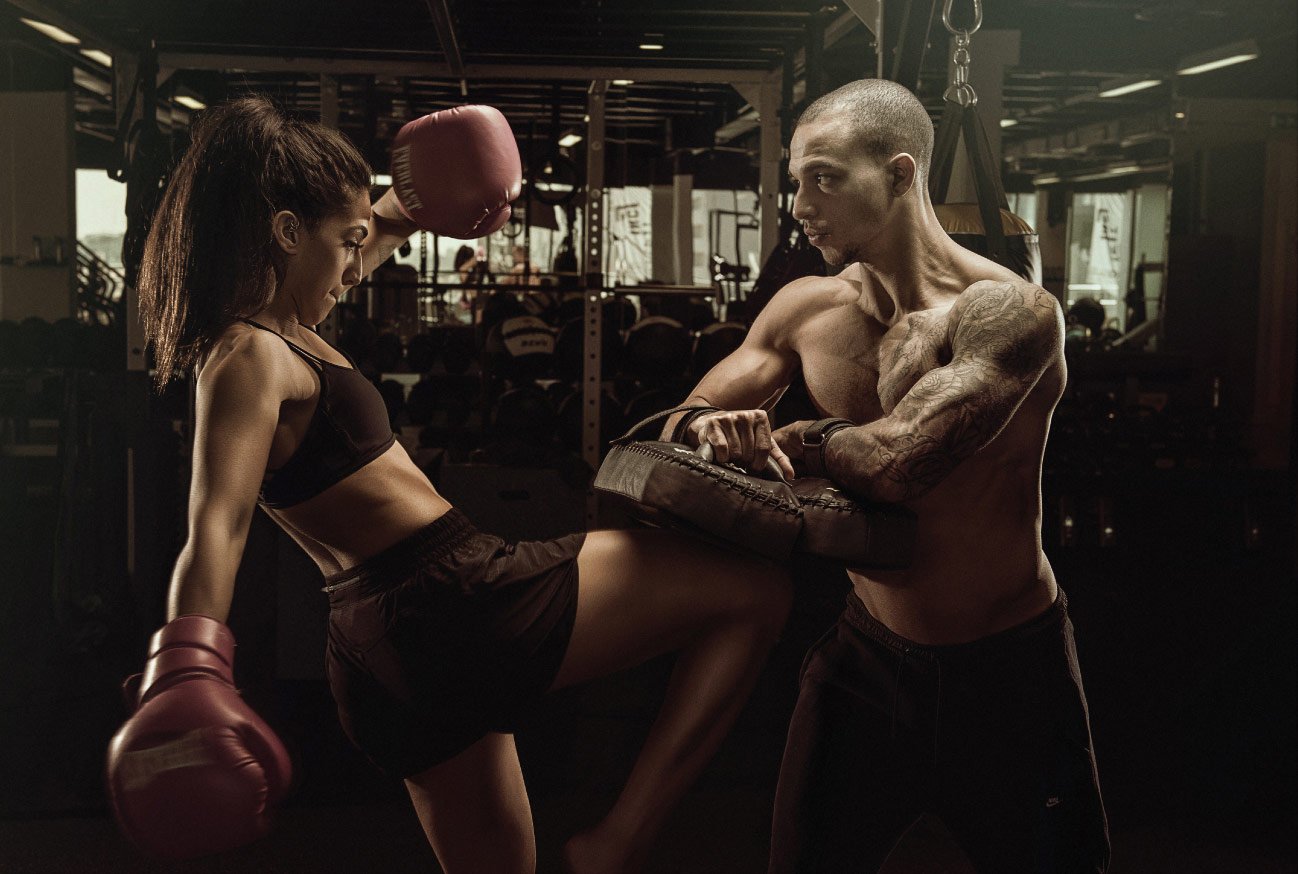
top-left (137, 95), bottom-right (371, 388)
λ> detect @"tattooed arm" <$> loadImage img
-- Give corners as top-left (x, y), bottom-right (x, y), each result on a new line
top-left (821, 280), bottom-right (1064, 502)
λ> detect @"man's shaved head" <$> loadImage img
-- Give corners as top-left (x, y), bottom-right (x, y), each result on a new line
top-left (798, 79), bottom-right (934, 175)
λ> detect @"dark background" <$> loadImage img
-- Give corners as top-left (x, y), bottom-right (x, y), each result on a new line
top-left (1, 0), bottom-right (1296, 871)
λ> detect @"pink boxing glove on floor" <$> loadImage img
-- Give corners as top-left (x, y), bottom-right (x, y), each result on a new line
top-left (390, 105), bottom-right (523, 239)
top-left (105, 615), bottom-right (293, 859)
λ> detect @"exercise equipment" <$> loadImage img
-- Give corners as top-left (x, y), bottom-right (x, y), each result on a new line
top-left (0, 320), bottom-right (18, 367)
top-left (692, 322), bottom-right (747, 380)
top-left (440, 325), bottom-right (477, 375)
top-left (16, 317), bottom-right (54, 368)
top-left (373, 332), bottom-right (405, 373)
top-left (483, 315), bottom-right (555, 382)
top-left (489, 384), bottom-right (558, 441)
top-left (623, 317), bottom-right (692, 385)
top-left (555, 316), bottom-right (623, 383)
top-left (929, 1), bottom-right (1041, 283)
top-left (405, 331), bottom-right (443, 374)
top-left (338, 315), bottom-right (379, 364)
top-left (744, 213), bottom-right (827, 323)
top-left (106, 616), bottom-right (292, 860)
top-left (50, 318), bottom-right (84, 369)
top-left (594, 407), bottom-right (916, 566)
top-left (377, 379), bottom-right (406, 426)
top-left (557, 385), bottom-right (624, 452)
top-left (390, 105), bottom-right (522, 239)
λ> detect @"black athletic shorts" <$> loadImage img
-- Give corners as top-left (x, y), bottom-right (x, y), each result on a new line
top-left (323, 509), bottom-right (583, 778)
top-left (770, 590), bottom-right (1110, 874)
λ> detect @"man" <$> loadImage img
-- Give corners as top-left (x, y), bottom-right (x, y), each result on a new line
top-left (668, 80), bottom-right (1110, 872)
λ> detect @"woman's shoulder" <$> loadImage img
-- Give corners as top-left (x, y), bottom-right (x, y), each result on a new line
top-left (199, 321), bottom-right (312, 401)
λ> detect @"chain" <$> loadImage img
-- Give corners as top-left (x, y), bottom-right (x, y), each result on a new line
top-left (941, 0), bottom-right (983, 36)
top-left (941, 0), bottom-right (983, 106)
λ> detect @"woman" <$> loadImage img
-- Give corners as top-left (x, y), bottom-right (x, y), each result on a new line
top-left (114, 95), bottom-right (790, 874)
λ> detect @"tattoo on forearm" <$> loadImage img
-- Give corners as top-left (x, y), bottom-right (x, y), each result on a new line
top-left (830, 281), bottom-right (1061, 502)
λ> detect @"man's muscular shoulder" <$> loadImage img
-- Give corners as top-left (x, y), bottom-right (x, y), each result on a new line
top-left (948, 278), bottom-right (1064, 373)
top-left (754, 272), bottom-right (864, 346)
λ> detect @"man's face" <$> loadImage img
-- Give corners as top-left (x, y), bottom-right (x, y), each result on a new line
top-left (788, 116), bottom-right (895, 269)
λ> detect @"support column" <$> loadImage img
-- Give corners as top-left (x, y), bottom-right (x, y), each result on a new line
top-left (1251, 133), bottom-right (1297, 470)
top-left (114, 55), bottom-right (148, 374)
top-left (581, 81), bottom-right (608, 512)
top-left (671, 168), bottom-right (693, 286)
top-left (651, 182), bottom-right (675, 282)
top-left (0, 42), bottom-right (76, 322)
top-left (945, 30), bottom-right (1019, 204)
top-left (758, 73), bottom-right (782, 266)
top-left (318, 74), bottom-right (341, 343)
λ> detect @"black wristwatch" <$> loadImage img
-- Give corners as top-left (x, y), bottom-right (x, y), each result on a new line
top-left (801, 418), bottom-right (854, 479)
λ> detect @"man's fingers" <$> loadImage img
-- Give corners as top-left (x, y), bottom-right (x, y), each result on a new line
top-left (698, 410), bottom-right (781, 471)
top-left (718, 418), bottom-right (743, 463)
top-left (770, 442), bottom-right (797, 481)
top-left (702, 420), bottom-right (730, 462)
top-left (752, 425), bottom-right (773, 474)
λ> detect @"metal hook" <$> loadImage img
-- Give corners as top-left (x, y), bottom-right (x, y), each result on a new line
top-left (942, 0), bottom-right (983, 37)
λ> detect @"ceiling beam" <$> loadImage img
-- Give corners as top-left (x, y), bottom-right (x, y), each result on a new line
top-left (155, 51), bottom-right (774, 84)
top-left (423, 0), bottom-right (465, 95)
top-left (1003, 107), bottom-right (1172, 160)
top-left (717, 9), bottom-right (863, 144)
top-left (3, 0), bottom-right (126, 55)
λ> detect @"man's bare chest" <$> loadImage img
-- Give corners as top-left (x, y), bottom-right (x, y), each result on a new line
top-left (796, 307), bottom-right (953, 424)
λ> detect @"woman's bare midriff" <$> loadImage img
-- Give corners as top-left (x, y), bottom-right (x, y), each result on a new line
top-left (262, 441), bottom-right (453, 577)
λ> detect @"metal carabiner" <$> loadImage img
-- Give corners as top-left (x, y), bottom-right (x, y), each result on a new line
top-left (942, 0), bottom-right (983, 37)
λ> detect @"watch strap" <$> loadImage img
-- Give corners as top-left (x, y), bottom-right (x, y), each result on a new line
top-left (801, 418), bottom-right (854, 479)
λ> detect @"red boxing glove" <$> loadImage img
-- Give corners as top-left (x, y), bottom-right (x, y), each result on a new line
top-left (390, 104), bottom-right (522, 239)
top-left (105, 615), bottom-right (293, 859)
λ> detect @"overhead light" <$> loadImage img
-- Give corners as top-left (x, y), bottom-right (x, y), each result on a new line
top-left (1033, 174), bottom-right (1062, 186)
top-left (639, 43), bottom-right (664, 50)
top-left (20, 17), bottom-right (80, 45)
top-left (558, 133), bottom-right (582, 147)
top-left (535, 181), bottom-right (574, 194)
top-left (1000, 118), bottom-right (1018, 128)
top-left (175, 95), bottom-right (206, 111)
top-left (371, 173), bottom-right (393, 187)
top-left (80, 48), bottom-right (112, 67)
top-left (1070, 163), bottom-right (1150, 182)
top-left (612, 79), bottom-right (634, 86)
top-left (1097, 77), bottom-right (1162, 98)
top-left (72, 67), bottom-right (111, 98)
top-left (1176, 39), bottom-right (1259, 76)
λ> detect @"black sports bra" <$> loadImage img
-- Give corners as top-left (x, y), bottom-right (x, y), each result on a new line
top-left (239, 319), bottom-right (397, 508)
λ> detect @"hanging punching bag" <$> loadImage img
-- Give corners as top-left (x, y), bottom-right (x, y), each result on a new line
top-left (928, 10), bottom-right (1041, 285)
top-left (929, 101), bottom-right (1041, 284)
top-left (934, 203), bottom-right (1040, 283)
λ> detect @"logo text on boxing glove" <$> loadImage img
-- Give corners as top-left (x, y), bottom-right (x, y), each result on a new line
top-left (391, 145), bottom-right (423, 213)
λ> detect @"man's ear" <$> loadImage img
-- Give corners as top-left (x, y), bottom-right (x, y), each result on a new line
top-left (890, 153), bottom-right (917, 198)
top-left (272, 210), bottom-right (302, 254)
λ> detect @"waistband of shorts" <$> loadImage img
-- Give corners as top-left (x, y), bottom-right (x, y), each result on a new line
top-left (323, 508), bottom-right (478, 602)
top-left (843, 587), bottom-right (1068, 660)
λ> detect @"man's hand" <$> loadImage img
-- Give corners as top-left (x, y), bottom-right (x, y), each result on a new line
top-left (690, 409), bottom-right (796, 481)
top-left (772, 419), bottom-right (816, 468)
